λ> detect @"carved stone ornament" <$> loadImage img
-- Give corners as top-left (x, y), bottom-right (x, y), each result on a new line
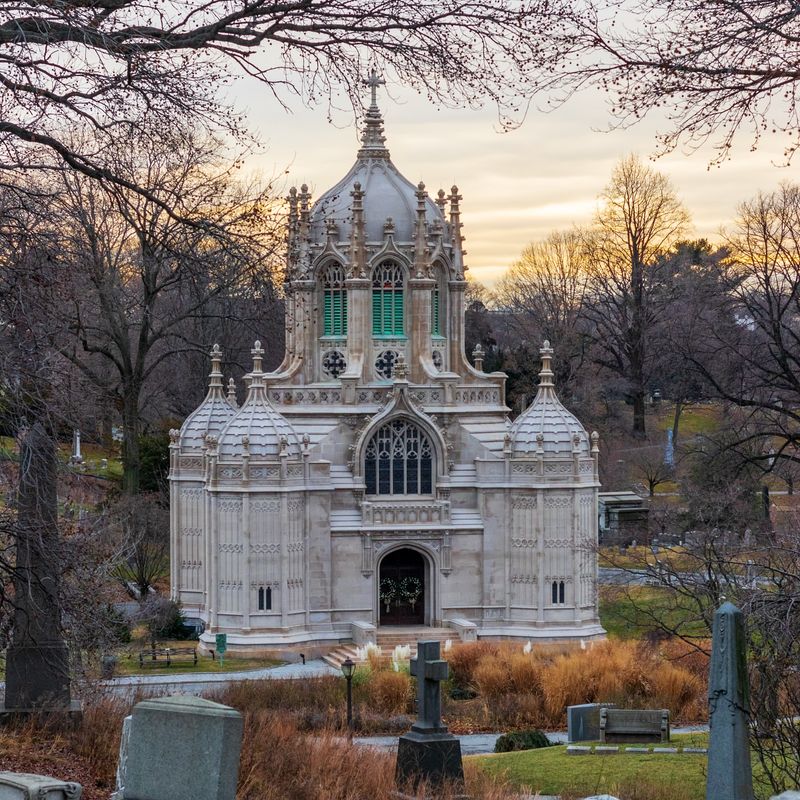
top-left (322, 349), bottom-right (347, 379)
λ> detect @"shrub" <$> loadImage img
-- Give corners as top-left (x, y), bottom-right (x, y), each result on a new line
top-left (447, 641), bottom-right (498, 689)
top-left (473, 657), bottom-right (511, 700)
top-left (367, 670), bottom-right (412, 715)
top-left (494, 729), bottom-right (551, 753)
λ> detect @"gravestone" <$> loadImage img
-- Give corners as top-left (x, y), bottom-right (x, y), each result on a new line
top-left (567, 703), bottom-right (615, 742)
top-left (396, 640), bottom-right (464, 791)
top-left (0, 773), bottom-right (82, 800)
top-left (120, 695), bottom-right (242, 800)
top-left (3, 422), bottom-right (75, 721)
top-left (706, 602), bottom-right (754, 800)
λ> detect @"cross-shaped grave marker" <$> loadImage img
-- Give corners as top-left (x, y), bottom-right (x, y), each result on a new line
top-left (410, 640), bottom-right (449, 735)
top-left (397, 640), bottom-right (464, 791)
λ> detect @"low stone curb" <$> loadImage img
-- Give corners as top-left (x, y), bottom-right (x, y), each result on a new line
top-left (565, 744), bottom-right (707, 756)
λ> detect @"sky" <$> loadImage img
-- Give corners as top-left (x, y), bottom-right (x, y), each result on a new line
top-left (233, 76), bottom-right (795, 287)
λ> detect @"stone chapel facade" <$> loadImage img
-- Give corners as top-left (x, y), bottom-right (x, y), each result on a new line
top-left (169, 88), bottom-right (605, 652)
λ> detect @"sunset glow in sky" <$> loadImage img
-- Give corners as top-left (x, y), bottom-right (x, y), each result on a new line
top-left (236, 76), bottom-right (793, 286)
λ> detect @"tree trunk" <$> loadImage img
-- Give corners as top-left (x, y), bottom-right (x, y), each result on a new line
top-left (4, 420), bottom-right (71, 710)
top-left (121, 394), bottom-right (141, 495)
top-left (672, 400), bottom-right (684, 445)
top-left (632, 390), bottom-right (647, 438)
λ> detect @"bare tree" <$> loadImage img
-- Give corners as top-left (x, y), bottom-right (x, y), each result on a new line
top-left (0, 0), bottom-right (574, 199)
top-left (44, 130), bottom-right (283, 493)
top-left (582, 155), bottom-right (690, 438)
top-left (495, 229), bottom-right (589, 394)
top-left (686, 184), bottom-right (800, 476)
top-left (538, 0), bottom-right (800, 165)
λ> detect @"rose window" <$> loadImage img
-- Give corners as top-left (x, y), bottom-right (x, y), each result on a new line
top-left (322, 350), bottom-right (347, 379)
top-left (375, 350), bottom-right (400, 380)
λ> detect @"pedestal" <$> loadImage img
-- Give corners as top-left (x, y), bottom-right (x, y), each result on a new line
top-left (395, 730), bottom-right (464, 791)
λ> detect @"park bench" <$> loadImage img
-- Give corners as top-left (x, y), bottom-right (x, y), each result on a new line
top-left (138, 647), bottom-right (198, 668)
top-left (599, 707), bottom-right (670, 743)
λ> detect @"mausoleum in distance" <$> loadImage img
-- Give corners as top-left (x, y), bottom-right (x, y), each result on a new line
top-left (169, 81), bottom-right (605, 653)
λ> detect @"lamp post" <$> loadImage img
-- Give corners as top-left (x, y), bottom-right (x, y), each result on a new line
top-left (341, 657), bottom-right (355, 738)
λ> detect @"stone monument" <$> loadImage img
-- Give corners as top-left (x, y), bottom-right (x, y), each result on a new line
top-left (706, 602), bottom-right (754, 800)
top-left (0, 773), bottom-right (82, 800)
top-left (3, 422), bottom-right (74, 719)
top-left (119, 695), bottom-right (242, 800)
top-left (396, 640), bottom-right (464, 791)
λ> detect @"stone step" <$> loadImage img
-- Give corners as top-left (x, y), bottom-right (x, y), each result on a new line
top-left (323, 628), bottom-right (455, 669)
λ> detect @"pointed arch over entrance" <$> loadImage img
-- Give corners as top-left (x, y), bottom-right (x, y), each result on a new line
top-left (378, 548), bottom-right (427, 626)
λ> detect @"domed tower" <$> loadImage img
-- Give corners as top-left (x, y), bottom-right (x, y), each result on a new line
top-left (501, 342), bottom-right (602, 632)
top-left (169, 344), bottom-right (236, 613)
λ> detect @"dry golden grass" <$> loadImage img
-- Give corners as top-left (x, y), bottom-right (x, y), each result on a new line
top-left (238, 712), bottom-right (517, 800)
top-left (366, 669), bottom-right (413, 715)
top-left (446, 639), bottom-right (708, 729)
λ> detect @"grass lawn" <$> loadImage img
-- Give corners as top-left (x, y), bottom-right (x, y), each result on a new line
top-left (599, 584), bottom-right (709, 640)
top-left (474, 734), bottom-right (709, 799)
top-left (474, 733), bottom-right (788, 800)
top-left (653, 404), bottom-right (720, 439)
top-left (111, 640), bottom-right (283, 676)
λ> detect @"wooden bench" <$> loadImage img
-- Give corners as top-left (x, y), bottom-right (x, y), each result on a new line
top-left (599, 707), bottom-right (669, 743)
top-left (138, 647), bottom-right (198, 668)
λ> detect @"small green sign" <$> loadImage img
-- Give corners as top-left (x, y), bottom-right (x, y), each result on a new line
top-left (215, 633), bottom-right (227, 654)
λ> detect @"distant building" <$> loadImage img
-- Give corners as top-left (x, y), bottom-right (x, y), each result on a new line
top-left (169, 84), bottom-right (605, 652)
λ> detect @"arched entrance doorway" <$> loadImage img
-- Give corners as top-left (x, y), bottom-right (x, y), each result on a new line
top-left (379, 548), bottom-right (426, 626)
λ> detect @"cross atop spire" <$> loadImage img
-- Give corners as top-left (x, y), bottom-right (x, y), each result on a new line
top-left (364, 68), bottom-right (385, 108)
top-left (358, 68), bottom-right (389, 159)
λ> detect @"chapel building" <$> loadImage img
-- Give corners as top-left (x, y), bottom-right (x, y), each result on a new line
top-left (169, 85), bottom-right (605, 652)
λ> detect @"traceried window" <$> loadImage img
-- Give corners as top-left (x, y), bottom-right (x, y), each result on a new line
top-left (551, 580), bottom-right (565, 605)
top-left (365, 419), bottom-right (433, 495)
top-left (372, 260), bottom-right (404, 336)
top-left (322, 262), bottom-right (347, 336)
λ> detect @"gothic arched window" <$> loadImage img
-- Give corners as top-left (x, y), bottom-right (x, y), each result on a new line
top-left (364, 419), bottom-right (433, 495)
top-left (372, 260), bottom-right (404, 336)
top-left (322, 261), bottom-right (347, 336)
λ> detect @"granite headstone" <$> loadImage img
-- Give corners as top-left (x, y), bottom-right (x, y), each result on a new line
top-left (706, 602), bottom-right (754, 800)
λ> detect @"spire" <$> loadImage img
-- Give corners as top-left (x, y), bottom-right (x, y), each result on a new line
top-left (349, 181), bottom-right (367, 277)
top-left (413, 181), bottom-right (429, 277)
top-left (358, 68), bottom-right (389, 159)
top-left (536, 340), bottom-right (556, 398)
top-left (227, 377), bottom-right (238, 409)
top-left (449, 185), bottom-right (466, 278)
top-left (251, 340), bottom-right (264, 379)
top-left (208, 344), bottom-right (225, 396)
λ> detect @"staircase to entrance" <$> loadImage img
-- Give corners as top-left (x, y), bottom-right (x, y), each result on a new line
top-left (323, 627), bottom-right (454, 670)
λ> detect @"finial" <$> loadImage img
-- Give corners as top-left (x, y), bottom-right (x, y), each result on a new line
top-left (436, 189), bottom-right (447, 213)
top-left (364, 68), bottom-right (386, 108)
top-left (358, 69), bottom-right (389, 158)
top-left (302, 432), bottom-right (311, 452)
top-left (472, 343), bottom-right (484, 372)
top-left (326, 218), bottom-right (338, 240)
top-left (169, 428), bottom-right (180, 445)
top-left (538, 340), bottom-right (555, 391)
top-left (591, 430), bottom-right (600, 455)
top-left (279, 435), bottom-right (289, 456)
top-left (242, 435), bottom-right (250, 452)
top-left (227, 377), bottom-right (238, 408)
top-left (251, 340), bottom-right (264, 374)
top-left (208, 343), bottom-right (224, 391)
top-left (383, 217), bottom-right (395, 237)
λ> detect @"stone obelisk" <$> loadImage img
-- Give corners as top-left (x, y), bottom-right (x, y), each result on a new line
top-left (706, 602), bottom-right (754, 800)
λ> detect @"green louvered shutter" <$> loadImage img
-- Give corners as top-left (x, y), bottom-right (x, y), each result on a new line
top-left (432, 288), bottom-right (440, 335)
top-left (392, 290), bottom-right (404, 335)
top-left (372, 291), bottom-right (381, 334)
top-left (341, 292), bottom-right (348, 335)
top-left (324, 291), bottom-right (332, 336)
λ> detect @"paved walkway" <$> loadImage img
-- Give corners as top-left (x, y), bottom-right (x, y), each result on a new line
top-left (85, 659), bottom-right (338, 698)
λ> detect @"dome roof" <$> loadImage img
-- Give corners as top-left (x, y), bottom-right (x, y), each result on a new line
top-left (309, 95), bottom-right (445, 243)
top-left (510, 342), bottom-right (590, 457)
top-left (217, 342), bottom-right (301, 460)
top-left (179, 345), bottom-right (236, 453)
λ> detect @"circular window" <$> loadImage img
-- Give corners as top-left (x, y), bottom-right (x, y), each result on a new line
top-left (375, 350), bottom-right (400, 380)
top-left (432, 350), bottom-right (443, 371)
top-left (322, 350), bottom-right (347, 379)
